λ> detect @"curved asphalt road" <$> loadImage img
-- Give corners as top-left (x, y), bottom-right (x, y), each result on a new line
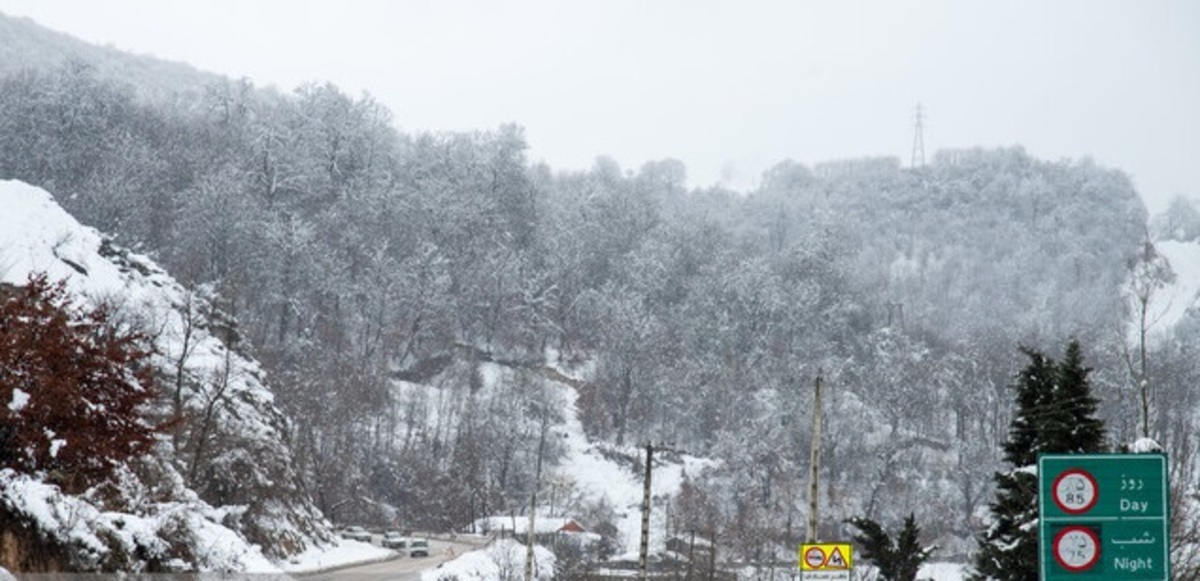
top-left (298, 537), bottom-right (484, 581)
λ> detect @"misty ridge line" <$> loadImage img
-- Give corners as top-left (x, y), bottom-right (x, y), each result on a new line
top-left (2, 8), bottom-right (1200, 577)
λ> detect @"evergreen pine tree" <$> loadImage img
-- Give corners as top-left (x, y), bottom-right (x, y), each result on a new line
top-left (1003, 348), bottom-right (1055, 467)
top-left (894, 514), bottom-right (931, 581)
top-left (970, 341), bottom-right (1106, 580)
top-left (847, 513), bottom-right (933, 581)
top-left (1051, 340), bottom-right (1105, 452)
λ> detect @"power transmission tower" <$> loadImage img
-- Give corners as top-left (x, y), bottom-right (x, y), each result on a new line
top-left (911, 103), bottom-right (926, 168)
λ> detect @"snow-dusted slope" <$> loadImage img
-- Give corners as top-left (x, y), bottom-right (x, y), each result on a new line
top-left (397, 356), bottom-right (717, 560)
top-left (1150, 239), bottom-right (1200, 334)
top-left (0, 180), bottom-right (331, 571)
top-left (546, 377), bottom-right (717, 559)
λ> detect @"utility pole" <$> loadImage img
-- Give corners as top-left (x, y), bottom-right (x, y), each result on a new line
top-left (806, 371), bottom-right (824, 543)
top-left (525, 411), bottom-right (549, 581)
top-left (637, 441), bottom-right (684, 579)
top-left (639, 442), bottom-right (654, 580)
top-left (911, 102), bottom-right (926, 168)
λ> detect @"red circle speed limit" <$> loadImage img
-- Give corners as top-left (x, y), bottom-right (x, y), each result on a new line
top-left (1052, 468), bottom-right (1098, 514)
top-left (1053, 526), bottom-right (1100, 572)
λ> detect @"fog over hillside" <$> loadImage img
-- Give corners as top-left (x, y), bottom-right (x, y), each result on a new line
top-left (1, 7), bottom-right (1199, 579)
top-left (0, 12), bottom-right (221, 104)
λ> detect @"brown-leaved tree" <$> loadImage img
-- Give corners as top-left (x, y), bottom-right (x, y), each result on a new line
top-left (0, 273), bottom-right (159, 493)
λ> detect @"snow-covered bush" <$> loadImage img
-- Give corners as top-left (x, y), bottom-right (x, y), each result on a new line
top-left (422, 539), bottom-right (556, 581)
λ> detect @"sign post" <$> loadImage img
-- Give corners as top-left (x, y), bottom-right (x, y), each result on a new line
top-left (799, 542), bottom-right (852, 581)
top-left (1039, 454), bottom-right (1169, 580)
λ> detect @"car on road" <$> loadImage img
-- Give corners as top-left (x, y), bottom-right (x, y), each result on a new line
top-left (408, 537), bottom-right (430, 557)
top-left (382, 531), bottom-right (407, 550)
top-left (341, 526), bottom-right (372, 542)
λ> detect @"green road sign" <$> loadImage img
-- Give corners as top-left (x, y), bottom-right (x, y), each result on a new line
top-left (1039, 454), bottom-right (1169, 580)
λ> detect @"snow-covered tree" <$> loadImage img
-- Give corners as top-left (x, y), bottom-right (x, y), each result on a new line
top-left (847, 513), bottom-right (934, 581)
top-left (1123, 238), bottom-right (1176, 440)
top-left (1150, 195), bottom-right (1200, 242)
top-left (971, 341), bottom-right (1106, 580)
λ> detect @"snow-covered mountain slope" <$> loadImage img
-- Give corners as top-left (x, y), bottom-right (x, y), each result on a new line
top-left (1149, 239), bottom-right (1200, 335)
top-left (546, 376), bottom-right (717, 559)
top-left (0, 180), bottom-right (331, 571)
top-left (396, 355), bottom-right (716, 559)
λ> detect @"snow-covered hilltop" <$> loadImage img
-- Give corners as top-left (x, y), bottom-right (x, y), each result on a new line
top-left (0, 180), bottom-right (332, 573)
top-left (1145, 239), bottom-right (1200, 339)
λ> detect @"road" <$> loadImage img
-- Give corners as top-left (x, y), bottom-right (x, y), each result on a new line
top-left (298, 537), bottom-right (483, 581)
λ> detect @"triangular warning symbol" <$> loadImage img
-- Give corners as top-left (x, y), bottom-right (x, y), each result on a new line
top-left (826, 547), bottom-right (849, 569)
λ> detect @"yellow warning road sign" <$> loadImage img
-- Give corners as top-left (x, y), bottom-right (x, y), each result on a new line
top-left (826, 546), bottom-right (849, 568)
top-left (799, 543), bottom-right (853, 570)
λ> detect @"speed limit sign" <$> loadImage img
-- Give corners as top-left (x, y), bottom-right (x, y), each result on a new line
top-left (1052, 468), bottom-right (1098, 514)
top-left (1053, 526), bottom-right (1100, 572)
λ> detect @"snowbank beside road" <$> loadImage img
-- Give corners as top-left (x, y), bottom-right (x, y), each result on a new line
top-left (280, 538), bottom-right (395, 574)
top-left (421, 539), bottom-right (554, 581)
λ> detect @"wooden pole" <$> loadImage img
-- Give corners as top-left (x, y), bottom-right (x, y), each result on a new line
top-left (639, 442), bottom-right (654, 580)
top-left (806, 371), bottom-right (824, 543)
top-left (525, 412), bottom-right (548, 581)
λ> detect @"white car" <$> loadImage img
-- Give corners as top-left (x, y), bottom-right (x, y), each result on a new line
top-left (341, 526), bottom-right (372, 542)
top-left (408, 538), bottom-right (430, 557)
top-left (382, 531), bottom-right (407, 549)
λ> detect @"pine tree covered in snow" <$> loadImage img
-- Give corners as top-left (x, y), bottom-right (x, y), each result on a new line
top-left (1046, 342), bottom-right (1105, 453)
top-left (846, 513), bottom-right (933, 581)
top-left (971, 340), bottom-right (1106, 580)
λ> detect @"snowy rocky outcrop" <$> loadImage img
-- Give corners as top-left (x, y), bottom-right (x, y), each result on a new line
top-left (0, 180), bottom-right (332, 572)
top-left (0, 469), bottom-right (281, 572)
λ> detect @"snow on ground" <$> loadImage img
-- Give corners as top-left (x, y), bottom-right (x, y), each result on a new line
top-left (421, 539), bottom-right (554, 581)
top-left (0, 469), bottom-right (280, 573)
top-left (0, 181), bottom-right (288, 455)
top-left (279, 538), bottom-right (395, 574)
top-left (541, 369), bottom-right (717, 559)
top-left (0, 180), bottom-right (282, 418)
top-left (0, 483), bottom-right (393, 576)
top-left (0, 180), bottom-right (123, 289)
top-left (0, 179), bottom-right (331, 570)
top-left (392, 354), bottom-right (717, 560)
top-left (398, 351), bottom-right (978, 578)
top-left (919, 562), bottom-right (967, 580)
top-left (0, 180), bottom-right (976, 577)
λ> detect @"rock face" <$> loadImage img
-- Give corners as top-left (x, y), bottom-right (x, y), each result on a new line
top-left (0, 508), bottom-right (71, 574)
top-left (0, 180), bottom-right (332, 571)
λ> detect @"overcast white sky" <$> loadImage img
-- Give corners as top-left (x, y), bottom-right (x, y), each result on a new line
top-left (0, 0), bottom-right (1196, 211)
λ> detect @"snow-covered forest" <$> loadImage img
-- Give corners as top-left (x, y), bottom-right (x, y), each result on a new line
top-left (2, 10), bottom-right (1200, 578)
